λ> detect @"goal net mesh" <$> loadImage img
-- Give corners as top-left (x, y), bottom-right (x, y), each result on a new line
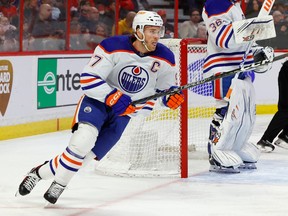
top-left (95, 38), bottom-right (215, 177)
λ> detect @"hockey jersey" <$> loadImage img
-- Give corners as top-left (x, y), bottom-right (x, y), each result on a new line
top-left (202, 0), bottom-right (255, 78)
top-left (80, 35), bottom-right (177, 115)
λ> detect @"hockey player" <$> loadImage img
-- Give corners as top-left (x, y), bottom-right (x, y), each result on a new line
top-left (16, 10), bottom-right (184, 204)
top-left (202, 0), bottom-right (274, 173)
top-left (257, 60), bottom-right (288, 152)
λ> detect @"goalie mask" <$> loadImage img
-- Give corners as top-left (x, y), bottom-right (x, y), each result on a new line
top-left (132, 10), bottom-right (165, 39)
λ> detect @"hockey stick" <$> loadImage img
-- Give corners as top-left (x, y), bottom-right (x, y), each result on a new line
top-left (132, 52), bottom-right (288, 105)
top-left (239, 0), bottom-right (275, 66)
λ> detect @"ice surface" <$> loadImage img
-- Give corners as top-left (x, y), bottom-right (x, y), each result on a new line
top-left (1, 115), bottom-right (288, 216)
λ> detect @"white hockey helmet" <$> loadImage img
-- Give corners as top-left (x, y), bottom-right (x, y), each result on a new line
top-left (132, 10), bottom-right (164, 38)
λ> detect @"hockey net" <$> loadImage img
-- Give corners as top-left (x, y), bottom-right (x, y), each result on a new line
top-left (95, 38), bottom-right (216, 178)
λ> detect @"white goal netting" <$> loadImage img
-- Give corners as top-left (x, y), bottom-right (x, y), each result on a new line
top-left (95, 38), bottom-right (216, 178)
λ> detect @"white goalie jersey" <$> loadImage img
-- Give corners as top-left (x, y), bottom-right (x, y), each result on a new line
top-left (202, 0), bottom-right (255, 78)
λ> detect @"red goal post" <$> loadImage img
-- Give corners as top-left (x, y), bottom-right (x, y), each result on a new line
top-left (95, 38), bottom-right (214, 178)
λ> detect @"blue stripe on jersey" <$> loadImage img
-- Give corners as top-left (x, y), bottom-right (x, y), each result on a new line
top-left (205, 0), bottom-right (233, 17)
top-left (100, 35), bottom-right (175, 66)
top-left (142, 107), bottom-right (153, 111)
top-left (82, 81), bottom-right (105, 90)
top-left (59, 158), bottom-right (78, 172)
top-left (203, 59), bottom-right (254, 73)
top-left (205, 51), bottom-right (249, 62)
top-left (225, 31), bottom-right (233, 48)
top-left (49, 160), bottom-right (55, 175)
top-left (66, 147), bottom-right (85, 160)
top-left (81, 73), bottom-right (101, 79)
top-left (216, 25), bottom-right (227, 47)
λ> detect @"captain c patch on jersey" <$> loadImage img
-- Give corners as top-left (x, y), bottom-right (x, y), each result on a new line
top-left (118, 65), bottom-right (149, 93)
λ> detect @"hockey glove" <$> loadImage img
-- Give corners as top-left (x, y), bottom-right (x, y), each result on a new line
top-left (162, 86), bottom-right (185, 110)
top-left (105, 89), bottom-right (136, 116)
top-left (253, 46), bottom-right (274, 73)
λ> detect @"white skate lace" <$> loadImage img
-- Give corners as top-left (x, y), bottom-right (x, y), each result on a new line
top-left (23, 174), bottom-right (40, 192)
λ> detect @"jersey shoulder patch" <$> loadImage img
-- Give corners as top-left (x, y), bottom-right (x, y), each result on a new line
top-left (204, 0), bottom-right (233, 18)
top-left (99, 35), bottom-right (132, 53)
top-left (151, 43), bottom-right (175, 66)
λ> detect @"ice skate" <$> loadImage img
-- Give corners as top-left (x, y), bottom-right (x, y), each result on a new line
top-left (257, 139), bottom-right (275, 152)
top-left (16, 161), bottom-right (48, 196)
top-left (209, 156), bottom-right (240, 174)
top-left (274, 133), bottom-right (288, 149)
top-left (239, 162), bottom-right (257, 170)
top-left (44, 181), bottom-right (66, 204)
top-left (209, 164), bottom-right (240, 173)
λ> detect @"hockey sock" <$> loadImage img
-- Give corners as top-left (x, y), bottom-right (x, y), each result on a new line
top-left (54, 147), bottom-right (85, 186)
top-left (38, 156), bottom-right (59, 180)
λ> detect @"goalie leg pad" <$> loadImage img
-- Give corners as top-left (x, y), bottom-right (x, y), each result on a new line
top-left (236, 142), bottom-right (260, 163)
top-left (210, 148), bottom-right (243, 171)
top-left (214, 78), bottom-right (256, 151)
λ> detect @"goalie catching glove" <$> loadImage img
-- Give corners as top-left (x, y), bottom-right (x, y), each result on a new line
top-left (105, 89), bottom-right (136, 116)
top-left (253, 46), bottom-right (274, 73)
top-left (162, 86), bottom-right (185, 110)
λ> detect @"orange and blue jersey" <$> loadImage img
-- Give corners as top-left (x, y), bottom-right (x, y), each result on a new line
top-left (202, 0), bottom-right (255, 99)
top-left (80, 35), bottom-right (177, 116)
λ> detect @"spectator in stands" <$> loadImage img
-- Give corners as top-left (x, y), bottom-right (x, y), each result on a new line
top-left (30, 3), bottom-right (63, 50)
top-left (1, 28), bottom-right (19, 51)
top-left (99, 0), bottom-right (116, 36)
top-left (0, 15), bottom-right (18, 52)
top-left (136, 0), bottom-right (151, 11)
top-left (196, 23), bottom-right (207, 40)
top-left (88, 22), bottom-right (108, 48)
top-left (259, 10), bottom-right (288, 49)
top-left (22, 19), bottom-right (35, 51)
top-left (0, 16), bottom-right (16, 33)
top-left (69, 19), bottom-right (81, 49)
top-left (157, 9), bottom-right (174, 38)
top-left (181, 0), bottom-right (204, 15)
top-left (86, 6), bottom-right (102, 34)
top-left (24, 0), bottom-right (39, 33)
top-left (120, 0), bottom-right (136, 19)
top-left (42, 0), bottom-right (61, 21)
top-left (0, 0), bottom-right (18, 21)
top-left (112, 11), bottom-right (136, 35)
top-left (179, 8), bottom-right (204, 39)
top-left (78, 3), bottom-right (92, 33)
top-left (246, 0), bottom-right (261, 18)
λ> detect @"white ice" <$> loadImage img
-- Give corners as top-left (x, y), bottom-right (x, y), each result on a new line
top-left (1, 114), bottom-right (288, 216)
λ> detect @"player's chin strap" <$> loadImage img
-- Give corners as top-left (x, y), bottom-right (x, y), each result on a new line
top-left (134, 32), bottom-right (151, 52)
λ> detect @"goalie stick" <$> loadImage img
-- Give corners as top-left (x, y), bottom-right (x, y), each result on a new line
top-left (132, 52), bottom-right (288, 105)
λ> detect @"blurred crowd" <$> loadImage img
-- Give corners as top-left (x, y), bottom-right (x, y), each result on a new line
top-left (0, 0), bottom-right (287, 52)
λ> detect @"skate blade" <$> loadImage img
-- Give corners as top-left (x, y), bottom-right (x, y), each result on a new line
top-left (15, 190), bottom-right (20, 197)
top-left (239, 164), bottom-right (257, 170)
top-left (209, 165), bottom-right (240, 174)
top-left (258, 146), bottom-right (274, 153)
top-left (274, 140), bottom-right (288, 150)
top-left (44, 201), bottom-right (54, 208)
